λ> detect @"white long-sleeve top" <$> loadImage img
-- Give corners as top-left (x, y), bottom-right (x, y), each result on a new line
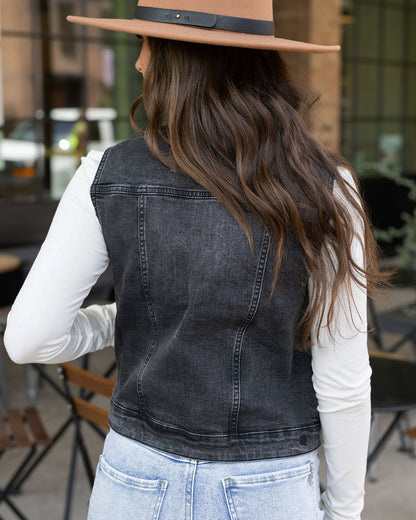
top-left (4, 151), bottom-right (371, 520)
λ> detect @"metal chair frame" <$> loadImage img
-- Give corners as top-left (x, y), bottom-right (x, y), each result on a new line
top-left (367, 294), bottom-right (416, 477)
top-left (367, 352), bottom-right (416, 480)
top-left (58, 362), bottom-right (116, 520)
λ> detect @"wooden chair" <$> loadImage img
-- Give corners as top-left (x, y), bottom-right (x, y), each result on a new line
top-left (0, 407), bottom-right (50, 519)
top-left (404, 427), bottom-right (416, 440)
top-left (58, 362), bottom-right (116, 520)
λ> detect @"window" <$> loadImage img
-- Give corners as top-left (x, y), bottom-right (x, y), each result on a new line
top-left (0, 0), bottom-right (145, 201)
top-left (341, 0), bottom-right (416, 177)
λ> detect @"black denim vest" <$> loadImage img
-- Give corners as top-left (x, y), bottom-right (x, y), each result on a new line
top-left (91, 138), bottom-right (320, 461)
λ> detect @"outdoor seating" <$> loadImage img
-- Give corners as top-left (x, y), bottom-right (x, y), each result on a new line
top-left (58, 362), bottom-right (116, 520)
top-left (369, 297), bottom-right (416, 358)
top-left (0, 406), bottom-right (50, 520)
top-left (368, 352), bottom-right (416, 475)
top-left (0, 357), bottom-right (116, 520)
top-left (367, 283), bottom-right (416, 478)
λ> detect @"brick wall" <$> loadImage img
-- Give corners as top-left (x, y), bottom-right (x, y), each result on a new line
top-left (1, 0), bottom-right (34, 119)
top-left (274, 0), bottom-right (342, 152)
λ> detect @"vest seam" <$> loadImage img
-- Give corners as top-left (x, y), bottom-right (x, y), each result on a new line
top-left (136, 194), bottom-right (159, 414)
top-left (230, 230), bottom-right (270, 434)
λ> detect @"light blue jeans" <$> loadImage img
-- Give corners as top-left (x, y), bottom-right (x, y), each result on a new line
top-left (87, 428), bottom-right (324, 520)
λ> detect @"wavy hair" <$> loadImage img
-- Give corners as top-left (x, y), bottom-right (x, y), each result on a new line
top-left (130, 37), bottom-right (384, 349)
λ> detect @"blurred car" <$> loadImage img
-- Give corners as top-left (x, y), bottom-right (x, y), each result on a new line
top-left (0, 108), bottom-right (117, 198)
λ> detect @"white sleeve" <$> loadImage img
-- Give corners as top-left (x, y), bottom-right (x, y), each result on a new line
top-left (4, 150), bottom-right (117, 364)
top-left (311, 170), bottom-right (371, 520)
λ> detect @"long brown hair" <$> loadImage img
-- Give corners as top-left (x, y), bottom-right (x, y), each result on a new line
top-left (131, 37), bottom-right (384, 349)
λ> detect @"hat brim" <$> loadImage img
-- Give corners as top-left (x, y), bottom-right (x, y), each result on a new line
top-left (67, 16), bottom-right (340, 53)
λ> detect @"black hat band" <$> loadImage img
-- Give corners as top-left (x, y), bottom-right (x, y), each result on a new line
top-left (134, 6), bottom-right (274, 35)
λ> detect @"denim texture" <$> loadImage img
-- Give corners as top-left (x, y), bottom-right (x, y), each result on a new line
top-left (87, 429), bottom-right (324, 520)
top-left (91, 138), bottom-right (320, 461)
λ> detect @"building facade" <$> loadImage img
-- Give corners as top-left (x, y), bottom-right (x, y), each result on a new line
top-left (0, 0), bottom-right (414, 203)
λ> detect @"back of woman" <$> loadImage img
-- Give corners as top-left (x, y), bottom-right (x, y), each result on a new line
top-left (4, 1), bottom-right (382, 519)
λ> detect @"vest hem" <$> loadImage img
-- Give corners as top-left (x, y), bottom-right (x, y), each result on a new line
top-left (108, 401), bottom-right (321, 462)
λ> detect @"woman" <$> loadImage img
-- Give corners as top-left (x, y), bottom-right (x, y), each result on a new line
top-left (5, 1), bottom-right (381, 519)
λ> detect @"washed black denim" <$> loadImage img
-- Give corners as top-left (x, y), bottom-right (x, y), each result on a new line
top-left (91, 138), bottom-right (320, 461)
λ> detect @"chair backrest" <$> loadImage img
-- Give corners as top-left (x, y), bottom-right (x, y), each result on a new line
top-left (58, 363), bottom-right (116, 429)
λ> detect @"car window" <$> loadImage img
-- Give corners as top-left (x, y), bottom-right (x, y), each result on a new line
top-left (8, 119), bottom-right (37, 141)
top-left (8, 119), bottom-right (83, 147)
top-left (53, 121), bottom-right (75, 144)
top-left (7, 118), bottom-right (107, 147)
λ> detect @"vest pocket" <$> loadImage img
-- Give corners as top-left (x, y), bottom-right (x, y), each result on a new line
top-left (88, 455), bottom-right (167, 520)
top-left (222, 461), bottom-right (317, 520)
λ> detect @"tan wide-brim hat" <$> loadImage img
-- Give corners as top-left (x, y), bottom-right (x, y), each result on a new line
top-left (68, 0), bottom-right (340, 53)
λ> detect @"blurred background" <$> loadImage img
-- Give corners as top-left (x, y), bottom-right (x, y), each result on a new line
top-left (0, 1), bottom-right (143, 203)
top-left (0, 0), bottom-right (414, 256)
top-left (0, 1), bottom-right (415, 519)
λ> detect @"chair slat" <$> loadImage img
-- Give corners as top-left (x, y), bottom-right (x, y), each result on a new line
top-left (24, 407), bottom-right (50, 446)
top-left (369, 350), bottom-right (406, 361)
top-left (72, 397), bottom-right (110, 429)
top-left (7, 409), bottom-right (31, 447)
top-left (0, 412), bottom-right (12, 449)
top-left (404, 428), bottom-right (416, 440)
top-left (60, 363), bottom-right (115, 397)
